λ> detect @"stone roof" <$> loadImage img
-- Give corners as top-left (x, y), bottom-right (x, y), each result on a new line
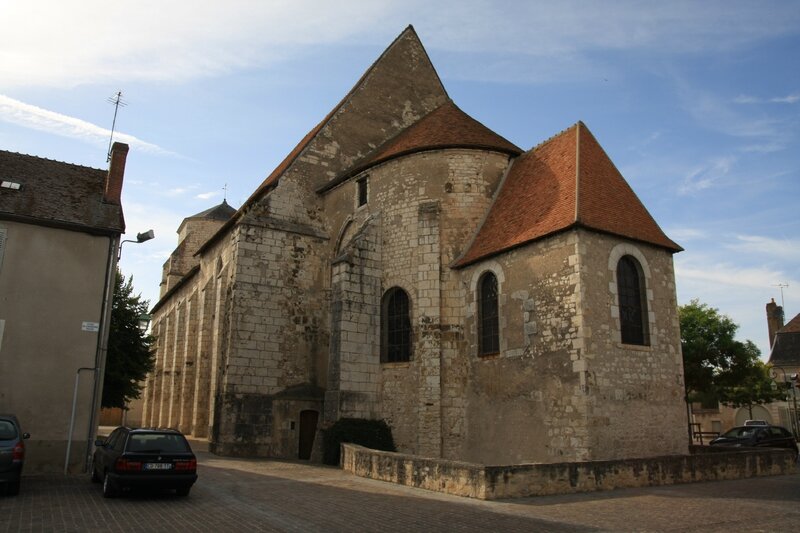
top-left (0, 149), bottom-right (124, 235)
top-left (322, 100), bottom-right (523, 189)
top-left (454, 122), bottom-right (681, 267)
top-left (197, 24), bottom-right (448, 256)
top-left (769, 313), bottom-right (800, 366)
top-left (188, 199), bottom-right (237, 221)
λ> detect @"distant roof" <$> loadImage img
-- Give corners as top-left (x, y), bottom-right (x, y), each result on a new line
top-left (0, 149), bottom-right (124, 235)
top-left (321, 100), bottom-right (522, 190)
top-left (188, 199), bottom-right (237, 221)
top-left (454, 122), bottom-right (681, 267)
top-left (769, 313), bottom-right (800, 366)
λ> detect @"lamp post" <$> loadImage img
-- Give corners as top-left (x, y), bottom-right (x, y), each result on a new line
top-left (770, 366), bottom-right (799, 438)
top-left (118, 229), bottom-right (155, 261)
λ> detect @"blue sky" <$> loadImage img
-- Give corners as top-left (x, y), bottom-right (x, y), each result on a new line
top-left (1, 1), bottom-right (798, 357)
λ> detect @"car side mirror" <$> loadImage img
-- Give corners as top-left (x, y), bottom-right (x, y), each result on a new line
top-left (22, 432), bottom-right (30, 439)
top-left (94, 438), bottom-right (105, 447)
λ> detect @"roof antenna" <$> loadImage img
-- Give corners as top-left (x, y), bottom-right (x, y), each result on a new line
top-left (106, 91), bottom-right (127, 162)
top-left (223, 183), bottom-right (228, 202)
top-left (773, 282), bottom-right (789, 310)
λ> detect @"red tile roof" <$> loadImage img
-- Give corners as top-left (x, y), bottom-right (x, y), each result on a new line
top-left (454, 122), bottom-right (681, 267)
top-left (320, 101), bottom-right (521, 189)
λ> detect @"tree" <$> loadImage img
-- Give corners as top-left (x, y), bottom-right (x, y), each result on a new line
top-left (680, 299), bottom-right (784, 415)
top-left (102, 270), bottom-right (155, 409)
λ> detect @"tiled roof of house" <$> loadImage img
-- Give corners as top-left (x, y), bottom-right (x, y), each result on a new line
top-left (0, 149), bottom-right (124, 234)
top-left (322, 101), bottom-right (522, 189)
top-left (454, 122), bottom-right (681, 268)
top-left (769, 314), bottom-right (800, 366)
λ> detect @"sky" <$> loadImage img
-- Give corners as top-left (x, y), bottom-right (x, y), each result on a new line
top-left (1, 0), bottom-right (798, 358)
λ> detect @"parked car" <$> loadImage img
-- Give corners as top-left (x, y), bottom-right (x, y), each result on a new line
top-left (0, 414), bottom-right (30, 496)
top-left (710, 425), bottom-right (798, 453)
top-left (92, 427), bottom-right (197, 498)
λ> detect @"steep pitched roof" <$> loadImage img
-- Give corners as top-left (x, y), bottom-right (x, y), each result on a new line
top-left (768, 313), bottom-right (800, 366)
top-left (321, 100), bottom-right (522, 190)
top-left (0, 149), bottom-right (124, 234)
top-left (454, 122), bottom-right (681, 267)
top-left (197, 25), bottom-right (448, 255)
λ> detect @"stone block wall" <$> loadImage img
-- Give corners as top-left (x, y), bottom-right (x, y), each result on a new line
top-left (577, 231), bottom-right (688, 459)
top-left (341, 443), bottom-right (796, 500)
top-left (211, 205), bottom-right (330, 456)
top-left (458, 231), bottom-right (590, 464)
top-left (321, 149), bottom-right (511, 457)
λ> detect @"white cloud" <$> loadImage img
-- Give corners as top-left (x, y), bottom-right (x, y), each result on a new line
top-left (732, 93), bottom-right (800, 105)
top-left (1, 1), bottom-right (799, 89)
top-left (676, 262), bottom-right (787, 289)
top-left (728, 235), bottom-right (800, 261)
top-left (196, 191), bottom-right (222, 200)
top-left (0, 94), bottom-right (172, 155)
top-left (771, 93), bottom-right (800, 104)
top-left (665, 227), bottom-right (707, 241)
top-left (677, 156), bottom-right (735, 195)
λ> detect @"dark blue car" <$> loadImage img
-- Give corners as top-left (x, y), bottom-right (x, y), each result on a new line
top-left (710, 425), bottom-right (798, 453)
top-left (92, 427), bottom-right (197, 498)
top-left (0, 414), bottom-right (30, 496)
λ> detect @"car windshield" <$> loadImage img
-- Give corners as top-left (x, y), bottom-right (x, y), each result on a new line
top-left (127, 433), bottom-right (191, 453)
top-left (721, 427), bottom-right (760, 439)
top-left (0, 420), bottom-right (17, 440)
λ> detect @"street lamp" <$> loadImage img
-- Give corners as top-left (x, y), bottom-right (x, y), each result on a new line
top-left (137, 313), bottom-right (151, 333)
top-left (118, 229), bottom-right (155, 260)
top-left (770, 366), bottom-right (799, 438)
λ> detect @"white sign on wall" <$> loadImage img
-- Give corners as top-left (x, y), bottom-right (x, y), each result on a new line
top-left (82, 321), bottom-right (100, 332)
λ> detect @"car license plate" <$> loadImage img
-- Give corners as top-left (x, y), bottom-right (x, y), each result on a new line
top-left (144, 463), bottom-right (173, 471)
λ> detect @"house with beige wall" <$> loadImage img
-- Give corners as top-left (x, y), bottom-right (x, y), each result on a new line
top-left (0, 143), bottom-right (127, 472)
top-left (143, 26), bottom-right (689, 464)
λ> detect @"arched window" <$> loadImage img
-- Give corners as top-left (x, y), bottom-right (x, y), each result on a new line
top-left (478, 272), bottom-right (499, 355)
top-left (617, 256), bottom-right (649, 345)
top-left (382, 287), bottom-right (411, 363)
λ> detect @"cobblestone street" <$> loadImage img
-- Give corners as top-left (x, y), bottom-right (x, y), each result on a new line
top-left (3, 449), bottom-right (800, 532)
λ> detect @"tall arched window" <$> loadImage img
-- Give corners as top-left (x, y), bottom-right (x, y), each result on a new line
top-left (478, 272), bottom-right (499, 355)
top-left (382, 287), bottom-right (411, 362)
top-left (617, 255), bottom-right (649, 345)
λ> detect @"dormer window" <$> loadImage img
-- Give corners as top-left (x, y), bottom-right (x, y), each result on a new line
top-left (357, 177), bottom-right (368, 207)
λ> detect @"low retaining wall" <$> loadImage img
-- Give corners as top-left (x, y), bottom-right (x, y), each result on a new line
top-left (340, 444), bottom-right (796, 500)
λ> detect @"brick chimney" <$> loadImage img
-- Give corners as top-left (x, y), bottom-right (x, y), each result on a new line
top-left (104, 142), bottom-right (129, 205)
top-left (766, 298), bottom-right (784, 348)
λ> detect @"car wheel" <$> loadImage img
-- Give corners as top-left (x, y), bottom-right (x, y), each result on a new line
top-left (175, 486), bottom-right (191, 497)
top-left (102, 472), bottom-right (117, 498)
top-left (7, 477), bottom-right (20, 496)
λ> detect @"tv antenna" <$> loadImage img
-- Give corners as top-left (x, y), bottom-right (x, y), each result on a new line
top-left (773, 282), bottom-right (789, 309)
top-left (106, 91), bottom-right (127, 162)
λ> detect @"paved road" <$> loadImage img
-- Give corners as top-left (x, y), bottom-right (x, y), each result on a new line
top-left (2, 449), bottom-right (800, 532)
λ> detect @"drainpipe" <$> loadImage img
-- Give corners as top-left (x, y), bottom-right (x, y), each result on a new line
top-left (84, 234), bottom-right (120, 471)
top-left (65, 367), bottom-right (97, 474)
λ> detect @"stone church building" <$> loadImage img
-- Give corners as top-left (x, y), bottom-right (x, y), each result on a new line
top-left (142, 26), bottom-right (689, 464)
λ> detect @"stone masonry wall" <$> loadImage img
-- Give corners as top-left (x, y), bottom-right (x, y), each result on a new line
top-left (577, 230), bottom-right (689, 459)
top-left (459, 231), bottom-right (589, 464)
top-left (322, 149), bottom-right (511, 456)
top-left (211, 215), bottom-right (329, 456)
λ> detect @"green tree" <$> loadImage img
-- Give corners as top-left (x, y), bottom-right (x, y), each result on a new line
top-left (102, 270), bottom-right (155, 409)
top-left (680, 299), bottom-right (784, 414)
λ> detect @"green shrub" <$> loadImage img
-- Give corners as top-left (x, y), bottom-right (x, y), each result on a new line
top-left (323, 418), bottom-right (395, 465)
